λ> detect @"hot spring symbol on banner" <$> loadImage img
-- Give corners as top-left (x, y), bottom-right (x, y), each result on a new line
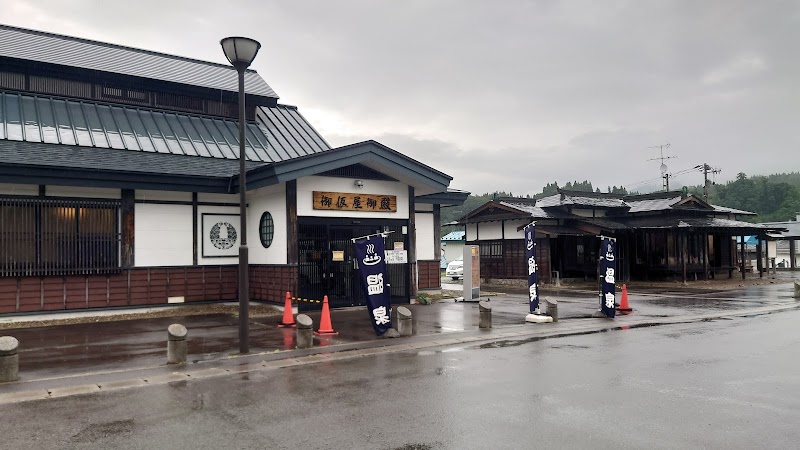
top-left (523, 222), bottom-right (539, 313)
top-left (599, 236), bottom-right (617, 318)
top-left (353, 235), bottom-right (393, 336)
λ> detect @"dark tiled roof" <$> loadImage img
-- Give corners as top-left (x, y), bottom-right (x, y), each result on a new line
top-left (625, 217), bottom-right (771, 231)
top-left (760, 221), bottom-right (800, 238)
top-left (256, 106), bottom-right (330, 159)
top-left (626, 196), bottom-right (682, 212)
top-left (567, 196), bottom-right (627, 208)
top-left (0, 139), bottom-right (262, 177)
top-left (578, 217), bottom-right (628, 230)
top-left (0, 92), bottom-right (329, 164)
top-left (0, 24), bottom-right (277, 98)
top-left (498, 201), bottom-right (553, 219)
top-left (536, 193), bottom-right (632, 209)
top-left (712, 205), bottom-right (758, 216)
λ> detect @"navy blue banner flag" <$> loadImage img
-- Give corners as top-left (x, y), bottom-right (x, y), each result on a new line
top-left (353, 236), bottom-right (393, 335)
top-left (524, 222), bottom-right (539, 313)
top-left (599, 236), bottom-right (616, 318)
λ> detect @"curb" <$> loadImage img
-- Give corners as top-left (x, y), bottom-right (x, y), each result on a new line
top-left (0, 303), bottom-right (797, 405)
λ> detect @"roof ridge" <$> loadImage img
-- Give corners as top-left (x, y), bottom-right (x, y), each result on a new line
top-left (558, 189), bottom-right (622, 199)
top-left (0, 23), bottom-right (259, 74)
top-left (624, 190), bottom-right (683, 201)
top-left (496, 196), bottom-right (536, 205)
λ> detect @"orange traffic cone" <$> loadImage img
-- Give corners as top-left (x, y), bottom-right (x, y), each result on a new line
top-left (314, 295), bottom-right (338, 336)
top-left (278, 291), bottom-right (296, 328)
top-left (616, 284), bottom-right (633, 315)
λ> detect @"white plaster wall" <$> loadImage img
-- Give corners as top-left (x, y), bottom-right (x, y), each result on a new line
top-left (135, 204), bottom-right (193, 266)
top-left (198, 193), bottom-right (240, 203)
top-left (0, 183), bottom-right (38, 195)
top-left (136, 190), bottom-right (192, 202)
top-left (415, 212), bottom-right (435, 260)
top-left (466, 223), bottom-right (478, 241)
top-left (247, 184), bottom-right (287, 265)
top-left (297, 176), bottom-right (409, 219)
top-left (47, 186), bottom-right (120, 199)
top-left (416, 203), bottom-right (433, 212)
top-left (504, 219), bottom-right (529, 240)
top-left (572, 208), bottom-right (595, 218)
top-left (476, 222), bottom-right (504, 240)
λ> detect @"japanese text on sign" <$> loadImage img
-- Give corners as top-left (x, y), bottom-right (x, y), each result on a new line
top-left (313, 191), bottom-right (397, 212)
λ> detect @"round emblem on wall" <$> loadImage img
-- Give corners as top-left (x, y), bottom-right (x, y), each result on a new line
top-left (210, 222), bottom-right (237, 249)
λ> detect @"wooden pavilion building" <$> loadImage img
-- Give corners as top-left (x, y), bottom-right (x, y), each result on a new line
top-left (459, 190), bottom-right (785, 285)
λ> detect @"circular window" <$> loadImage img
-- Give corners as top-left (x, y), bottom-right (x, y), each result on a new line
top-left (259, 212), bottom-right (274, 248)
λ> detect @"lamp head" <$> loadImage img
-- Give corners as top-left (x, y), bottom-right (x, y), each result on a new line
top-left (220, 36), bottom-right (261, 70)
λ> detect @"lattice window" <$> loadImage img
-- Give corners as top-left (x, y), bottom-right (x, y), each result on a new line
top-left (479, 240), bottom-right (503, 259)
top-left (0, 197), bottom-right (120, 276)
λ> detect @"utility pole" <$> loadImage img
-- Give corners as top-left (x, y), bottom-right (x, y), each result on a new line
top-left (696, 163), bottom-right (722, 202)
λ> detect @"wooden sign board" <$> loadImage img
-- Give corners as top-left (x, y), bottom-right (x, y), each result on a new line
top-left (313, 191), bottom-right (397, 212)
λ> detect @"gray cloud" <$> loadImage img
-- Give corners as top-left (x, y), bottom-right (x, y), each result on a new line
top-left (4, 0), bottom-right (798, 195)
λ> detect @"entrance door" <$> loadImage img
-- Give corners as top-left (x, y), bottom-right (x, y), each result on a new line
top-left (298, 219), bottom-right (409, 310)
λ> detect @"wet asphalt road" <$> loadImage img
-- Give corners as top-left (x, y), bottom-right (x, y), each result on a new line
top-left (2, 308), bottom-right (799, 449)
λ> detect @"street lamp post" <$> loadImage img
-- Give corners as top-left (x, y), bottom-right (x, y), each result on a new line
top-left (220, 36), bottom-right (261, 354)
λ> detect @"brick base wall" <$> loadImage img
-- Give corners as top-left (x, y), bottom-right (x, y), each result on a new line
top-left (0, 264), bottom-right (297, 314)
top-left (250, 265), bottom-right (298, 304)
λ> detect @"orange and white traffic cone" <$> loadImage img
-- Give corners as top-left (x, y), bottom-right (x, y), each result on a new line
top-left (314, 295), bottom-right (338, 336)
top-left (277, 291), bottom-right (297, 328)
top-left (616, 284), bottom-right (633, 315)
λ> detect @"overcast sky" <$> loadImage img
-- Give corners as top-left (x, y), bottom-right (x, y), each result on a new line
top-left (5, 0), bottom-right (799, 195)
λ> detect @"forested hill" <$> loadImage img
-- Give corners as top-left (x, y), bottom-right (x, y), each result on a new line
top-left (440, 173), bottom-right (800, 232)
top-left (691, 172), bottom-right (800, 223)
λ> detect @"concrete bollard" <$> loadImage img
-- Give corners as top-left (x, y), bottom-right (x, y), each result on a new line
top-left (167, 324), bottom-right (188, 364)
top-left (545, 298), bottom-right (558, 322)
top-left (296, 314), bottom-right (313, 349)
top-left (479, 301), bottom-right (492, 329)
top-left (397, 306), bottom-right (413, 337)
top-left (0, 336), bottom-right (20, 383)
top-left (795, 281), bottom-right (800, 299)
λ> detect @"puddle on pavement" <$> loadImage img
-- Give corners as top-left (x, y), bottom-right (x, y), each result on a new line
top-left (416, 347), bottom-right (465, 356)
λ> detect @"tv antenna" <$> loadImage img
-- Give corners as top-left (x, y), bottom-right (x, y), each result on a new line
top-left (647, 143), bottom-right (676, 191)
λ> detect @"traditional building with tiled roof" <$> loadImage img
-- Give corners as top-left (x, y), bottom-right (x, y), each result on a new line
top-left (459, 190), bottom-right (785, 284)
top-left (0, 24), bottom-right (468, 314)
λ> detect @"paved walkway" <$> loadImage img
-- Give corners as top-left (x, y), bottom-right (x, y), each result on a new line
top-left (0, 282), bottom-right (797, 403)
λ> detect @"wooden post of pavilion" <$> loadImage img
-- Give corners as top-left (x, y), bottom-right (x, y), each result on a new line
top-left (682, 232), bottom-right (688, 284)
top-left (740, 235), bottom-right (746, 280)
top-left (756, 236), bottom-right (763, 278)
top-left (703, 231), bottom-right (710, 280)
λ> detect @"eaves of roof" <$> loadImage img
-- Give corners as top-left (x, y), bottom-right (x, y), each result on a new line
top-left (416, 188), bottom-right (470, 206)
top-left (0, 140), bottom-right (251, 193)
top-left (246, 140), bottom-right (452, 193)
